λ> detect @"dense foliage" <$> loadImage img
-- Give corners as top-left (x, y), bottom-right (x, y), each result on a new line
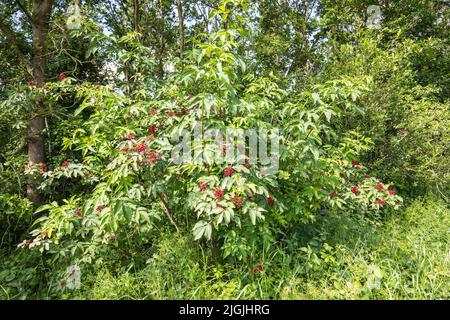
top-left (0, 0), bottom-right (448, 299)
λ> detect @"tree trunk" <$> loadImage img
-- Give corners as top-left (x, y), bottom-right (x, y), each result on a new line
top-left (27, 0), bottom-right (53, 203)
top-left (157, 0), bottom-right (166, 79)
top-left (176, 0), bottom-right (185, 62)
top-left (133, 0), bottom-right (141, 36)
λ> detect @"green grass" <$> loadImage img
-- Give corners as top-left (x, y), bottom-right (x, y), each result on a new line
top-left (70, 196), bottom-right (450, 300)
top-left (1, 195), bottom-right (449, 300)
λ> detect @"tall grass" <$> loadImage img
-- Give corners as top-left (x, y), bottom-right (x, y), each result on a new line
top-left (61, 195), bottom-right (449, 300)
top-left (1, 195), bottom-right (448, 299)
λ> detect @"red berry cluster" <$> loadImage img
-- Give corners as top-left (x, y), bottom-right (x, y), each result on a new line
top-left (249, 263), bottom-right (264, 276)
top-left (198, 182), bottom-right (208, 192)
top-left (147, 151), bottom-right (161, 164)
top-left (134, 141), bottom-right (147, 153)
top-left (224, 166), bottom-right (234, 177)
top-left (230, 194), bottom-right (243, 208)
top-left (95, 205), bottom-right (105, 213)
top-left (39, 163), bottom-right (47, 172)
top-left (58, 72), bottom-right (66, 81)
top-left (147, 125), bottom-right (157, 135)
top-left (214, 188), bottom-right (224, 201)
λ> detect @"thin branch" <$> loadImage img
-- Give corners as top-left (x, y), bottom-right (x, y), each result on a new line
top-left (15, 0), bottom-right (33, 23)
top-left (158, 192), bottom-right (181, 233)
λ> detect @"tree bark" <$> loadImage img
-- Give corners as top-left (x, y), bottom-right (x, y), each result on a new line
top-left (133, 0), bottom-right (140, 36)
top-left (176, 0), bottom-right (185, 62)
top-left (27, 0), bottom-right (53, 203)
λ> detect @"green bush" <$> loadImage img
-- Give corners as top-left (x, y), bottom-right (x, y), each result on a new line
top-left (3, 195), bottom-right (443, 300)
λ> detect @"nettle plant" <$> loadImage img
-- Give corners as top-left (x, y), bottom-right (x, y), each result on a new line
top-left (21, 3), bottom-right (402, 268)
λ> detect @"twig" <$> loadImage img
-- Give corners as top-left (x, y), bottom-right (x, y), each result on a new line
top-left (15, 0), bottom-right (33, 24)
top-left (157, 192), bottom-right (180, 233)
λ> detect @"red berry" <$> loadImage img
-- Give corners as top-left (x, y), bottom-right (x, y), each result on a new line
top-left (351, 187), bottom-right (359, 194)
top-left (214, 188), bottom-right (224, 201)
top-left (168, 110), bottom-right (175, 117)
top-left (150, 109), bottom-right (157, 115)
top-left (376, 184), bottom-right (383, 191)
top-left (244, 162), bottom-right (251, 169)
top-left (135, 142), bottom-right (147, 153)
top-left (39, 163), bottom-right (47, 172)
top-left (330, 191), bottom-right (337, 197)
top-left (58, 72), bottom-right (66, 81)
top-left (75, 208), bottom-right (82, 218)
top-left (267, 197), bottom-right (275, 206)
top-left (257, 263), bottom-right (264, 272)
top-left (147, 151), bottom-right (160, 164)
top-left (230, 194), bottom-right (243, 208)
top-left (28, 80), bottom-right (36, 88)
top-left (351, 160), bottom-right (358, 167)
top-left (388, 189), bottom-right (396, 195)
top-left (63, 161), bottom-right (70, 167)
top-left (198, 182), bottom-right (208, 192)
top-left (126, 133), bottom-right (136, 140)
top-left (147, 125), bottom-right (157, 135)
top-left (224, 166), bottom-right (233, 177)
top-left (375, 198), bottom-right (386, 206)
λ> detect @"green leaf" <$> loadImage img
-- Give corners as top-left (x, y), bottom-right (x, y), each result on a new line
top-left (123, 205), bottom-right (132, 223)
top-left (249, 209), bottom-right (256, 225)
top-left (193, 221), bottom-right (207, 240)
